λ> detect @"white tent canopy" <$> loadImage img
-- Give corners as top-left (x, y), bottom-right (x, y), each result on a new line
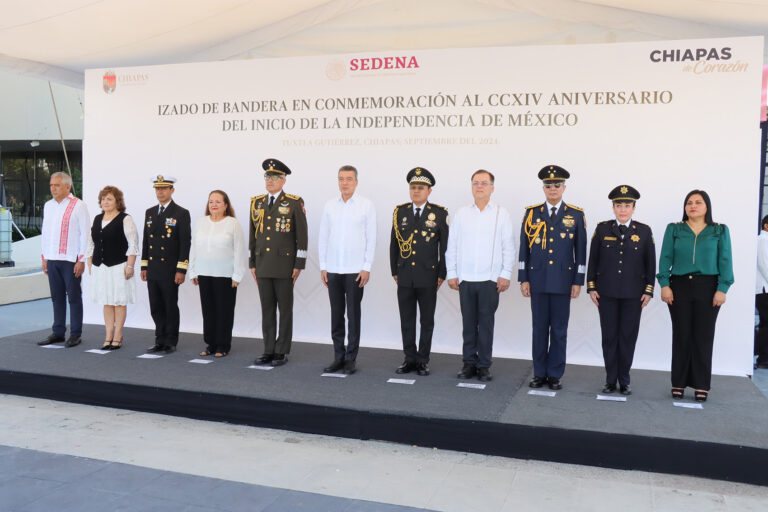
top-left (1, 0), bottom-right (767, 89)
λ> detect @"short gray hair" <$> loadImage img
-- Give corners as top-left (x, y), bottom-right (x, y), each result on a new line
top-left (50, 171), bottom-right (72, 186)
top-left (338, 165), bottom-right (358, 179)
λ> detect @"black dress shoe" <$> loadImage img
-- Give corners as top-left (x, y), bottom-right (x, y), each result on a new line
top-left (324, 359), bottom-right (344, 373)
top-left (343, 360), bottom-right (356, 374)
top-left (529, 376), bottom-right (546, 388)
top-left (548, 377), bottom-right (562, 390)
top-left (416, 363), bottom-right (430, 376)
top-left (256, 354), bottom-right (274, 365)
top-left (457, 365), bottom-right (476, 379)
top-left (271, 354), bottom-right (287, 366)
top-left (477, 368), bottom-right (493, 382)
top-left (602, 384), bottom-right (616, 394)
top-left (147, 344), bottom-right (164, 353)
top-left (163, 346), bottom-right (176, 354)
top-left (620, 385), bottom-right (632, 396)
top-left (64, 336), bottom-right (82, 348)
top-left (395, 361), bottom-right (416, 374)
top-left (38, 334), bottom-right (65, 346)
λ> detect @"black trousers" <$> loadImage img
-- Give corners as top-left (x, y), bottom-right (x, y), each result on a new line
top-left (397, 285), bottom-right (437, 364)
top-left (668, 275), bottom-right (720, 390)
top-left (598, 296), bottom-right (642, 387)
top-left (327, 273), bottom-right (364, 361)
top-left (147, 278), bottom-right (180, 347)
top-left (257, 277), bottom-right (294, 355)
top-left (755, 293), bottom-right (768, 365)
top-left (198, 276), bottom-right (237, 353)
top-left (458, 280), bottom-right (499, 368)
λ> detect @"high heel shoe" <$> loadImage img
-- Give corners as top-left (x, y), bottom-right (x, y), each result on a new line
top-left (110, 339), bottom-right (123, 350)
top-left (694, 390), bottom-right (708, 402)
top-left (671, 387), bottom-right (684, 399)
top-left (101, 340), bottom-right (113, 350)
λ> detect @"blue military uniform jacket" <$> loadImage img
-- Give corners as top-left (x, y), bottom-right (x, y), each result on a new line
top-left (586, 220), bottom-right (656, 298)
top-left (389, 202), bottom-right (449, 288)
top-left (518, 202), bottom-right (587, 294)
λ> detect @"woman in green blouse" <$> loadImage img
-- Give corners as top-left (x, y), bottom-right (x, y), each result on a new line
top-left (657, 190), bottom-right (733, 402)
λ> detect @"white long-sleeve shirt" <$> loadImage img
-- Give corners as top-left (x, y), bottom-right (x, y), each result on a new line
top-left (445, 201), bottom-right (516, 282)
top-left (41, 195), bottom-right (90, 263)
top-left (757, 230), bottom-right (768, 294)
top-left (318, 192), bottom-right (376, 273)
top-left (188, 216), bottom-right (246, 282)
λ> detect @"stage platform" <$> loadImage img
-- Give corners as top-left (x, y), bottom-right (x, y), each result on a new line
top-left (1, 325), bottom-right (767, 486)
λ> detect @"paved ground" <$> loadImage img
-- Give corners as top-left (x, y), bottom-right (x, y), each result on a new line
top-left (1, 299), bottom-right (767, 511)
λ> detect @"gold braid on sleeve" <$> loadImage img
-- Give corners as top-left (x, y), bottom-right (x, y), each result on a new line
top-left (393, 207), bottom-right (414, 259)
top-left (524, 209), bottom-right (546, 249)
top-left (251, 198), bottom-right (264, 238)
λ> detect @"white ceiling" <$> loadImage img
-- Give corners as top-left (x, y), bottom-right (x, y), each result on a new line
top-left (1, 0), bottom-right (766, 88)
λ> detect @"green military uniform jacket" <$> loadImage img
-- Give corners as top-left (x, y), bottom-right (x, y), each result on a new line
top-left (249, 191), bottom-right (308, 279)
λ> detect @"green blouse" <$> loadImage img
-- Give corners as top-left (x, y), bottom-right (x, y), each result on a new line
top-left (656, 222), bottom-right (734, 293)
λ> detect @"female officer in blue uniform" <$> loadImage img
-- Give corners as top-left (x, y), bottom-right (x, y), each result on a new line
top-left (587, 185), bottom-right (655, 395)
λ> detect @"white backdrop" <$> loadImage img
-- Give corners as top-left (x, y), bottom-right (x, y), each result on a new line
top-left (83, 37), bottom-right (763, 376)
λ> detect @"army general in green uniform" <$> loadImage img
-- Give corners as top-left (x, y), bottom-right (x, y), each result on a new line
top-left (249, 159), bottom-right (308, 366)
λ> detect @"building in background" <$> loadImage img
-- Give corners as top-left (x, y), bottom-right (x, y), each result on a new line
top-left (0, 69), bottom-right (83, 239)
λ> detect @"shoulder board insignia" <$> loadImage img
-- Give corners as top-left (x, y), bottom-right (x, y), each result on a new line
top-left (398, 202), bottom-right (410, 208)
top-left (565, 203), bottom-right (584, 211)
top-left (285, 193), bottom-right (301, 201)
top-left (429, 203), bottom-right (446, 211)
top-left (252, 194), bottom-right (267, 201)
top-left (599, 220), bottom-right (613, 225)
top-left (525, 203), bottom-right (544, 210)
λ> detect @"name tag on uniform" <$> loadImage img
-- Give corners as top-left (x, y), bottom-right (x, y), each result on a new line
top-left (603, 236), bottom-right (618, 241)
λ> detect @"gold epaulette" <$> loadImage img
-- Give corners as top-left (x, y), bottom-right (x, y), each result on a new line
top-left (429, 203), bottom-right (447, 211)
top-left (525, 203), bottom-right (544, 210)
top-left (285, 193), bottom-right (301, 201)
top-left (565, 203), bottom-right (584, 211)
top-left (252, 194), bottom-right (267, 201)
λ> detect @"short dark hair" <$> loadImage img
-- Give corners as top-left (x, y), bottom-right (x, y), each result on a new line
top-left (471, 169), bottom-right (495, 184)
top-left (338, 165), bottom-right (358, 179)
top-left (97, 185), bottom-right (126, 213)
top-left (682, 189), bottom-right (713, 225)
top-left (762, 215), bottom-right (768, 229)
top-left (205, 190), bottom-right (236, 218)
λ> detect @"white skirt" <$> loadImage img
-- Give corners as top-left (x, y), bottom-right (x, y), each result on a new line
top-left (91, 262), bottom-right (136, 306)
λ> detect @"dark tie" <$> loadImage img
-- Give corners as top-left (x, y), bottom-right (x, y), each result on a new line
top-left (415, 207), bottom-right (421, 222)
top-left (159, 205), bottom-right (165, 216)
top-left (619, 224), bottom-right (628, 237)
top-left (550, 206), bottom-right (557, 220)
top-left (269, 196), bottom-right (275, 208)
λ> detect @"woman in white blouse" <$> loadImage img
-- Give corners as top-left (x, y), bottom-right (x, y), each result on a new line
top-left (87, 186), bottom-right (139, 350)
top-left (189, 190), bottom-right (246, 357)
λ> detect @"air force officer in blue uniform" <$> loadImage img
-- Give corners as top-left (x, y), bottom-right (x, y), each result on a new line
top-left (587, 185), bottom-right (655, 395)
top-left (518, 165), bottom-right (587, 390)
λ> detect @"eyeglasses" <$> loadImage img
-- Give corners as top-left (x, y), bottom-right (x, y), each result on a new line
top-left (472, 181), bottom-right (491, 187)
top-left (544, 183), bottom-right (563, 189)
top-left (264, 174), bottom-right (284, 181)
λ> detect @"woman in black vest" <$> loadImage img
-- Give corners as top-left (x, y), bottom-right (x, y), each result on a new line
top-left (87, 186), bottom-right (139, 349)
